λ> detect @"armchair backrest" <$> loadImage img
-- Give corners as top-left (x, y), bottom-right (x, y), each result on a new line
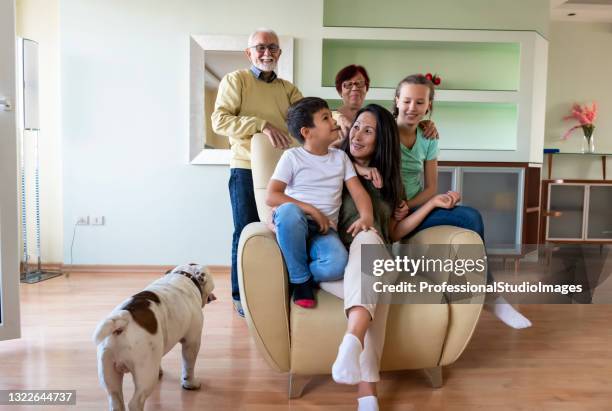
top-left (250, 133), bottom-right (285, 222)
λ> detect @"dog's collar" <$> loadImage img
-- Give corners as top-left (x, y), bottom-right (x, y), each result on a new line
top-left (173, 270), bottom-right (202, 295)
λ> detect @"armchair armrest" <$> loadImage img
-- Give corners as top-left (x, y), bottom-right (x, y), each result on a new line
top-left (407, 225), bottom-right (485, 365)
top-left (238, 222), bottom-right (291, 372)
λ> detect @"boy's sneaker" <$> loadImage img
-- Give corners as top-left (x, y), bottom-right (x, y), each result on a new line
top-left (292, 277), bottom-right (316, 308)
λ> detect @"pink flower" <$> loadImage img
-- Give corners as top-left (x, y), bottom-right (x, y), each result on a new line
top-left (561, 125), bottom-right (581, 140)
top-left (561, 102), bottom-right (598, 140)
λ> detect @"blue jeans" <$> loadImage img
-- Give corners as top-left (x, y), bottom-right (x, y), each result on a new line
top-left (411, 205), bottom-right (485, 240)
top-left (273, 203), bottom-right (348, 284)
top-left (229, 168), bottom-right (260, 301)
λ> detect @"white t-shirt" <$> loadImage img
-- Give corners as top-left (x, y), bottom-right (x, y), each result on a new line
top-left (271, 147), bottom-right (357, 224)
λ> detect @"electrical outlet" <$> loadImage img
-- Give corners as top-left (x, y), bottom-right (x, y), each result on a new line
top-left (76, 216), bottom-right (90, 225)
top-left (91, 216), bottom-right (105, 226)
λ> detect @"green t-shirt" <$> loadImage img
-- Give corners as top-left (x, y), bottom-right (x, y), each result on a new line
top-left (338, 178), bottom-right (393, 246)
top-left (400, 128), bottom-right (439, 200)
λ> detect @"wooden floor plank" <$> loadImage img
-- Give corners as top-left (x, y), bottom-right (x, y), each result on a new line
top-left (1, 268), bottom-right (611, 410)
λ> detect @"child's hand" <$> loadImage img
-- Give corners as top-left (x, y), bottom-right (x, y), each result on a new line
top-left (266, 207), bottom-right (277, 233)
top-left (309, 208), bottom-right (331, 234)
top-left (419, 120), bottom-right (439, 140)
top-left (393, 201), bottom-right (410, 221)
top-left (346, 215), bottom-right (376, 238)
top-left (354, 163), bottom-right (383, 188)
top-left (431, 194), bottom-right (454, 209)
top-left (446, 190), bottom-right (461, 207)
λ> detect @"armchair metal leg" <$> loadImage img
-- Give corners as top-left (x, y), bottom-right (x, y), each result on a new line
top-left (288, 374), bottom-right (310, 399)
top-left (424, 366), bottom-right (443, 388)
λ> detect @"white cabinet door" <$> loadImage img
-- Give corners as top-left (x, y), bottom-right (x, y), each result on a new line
top-left (0, 0), bottom-right (21, 341)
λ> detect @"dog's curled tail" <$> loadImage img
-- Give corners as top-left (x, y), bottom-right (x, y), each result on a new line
top-left (93, 311), bottom-right (131, 345)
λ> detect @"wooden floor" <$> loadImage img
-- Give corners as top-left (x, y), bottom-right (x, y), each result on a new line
top-left (2, 268), bottom-right (612, 410)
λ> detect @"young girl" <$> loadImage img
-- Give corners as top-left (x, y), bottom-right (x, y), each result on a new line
top-left (330, 104), bottom-right (455, 411)
top-left (392, 74), bottom-right (532, 329)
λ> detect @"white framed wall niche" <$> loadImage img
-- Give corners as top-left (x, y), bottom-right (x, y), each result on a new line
top-left (189, 34), bottom-right (294, 165)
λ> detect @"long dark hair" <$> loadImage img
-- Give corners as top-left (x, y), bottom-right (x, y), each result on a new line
top-left (341, 104), bottom-right (405, 208)
top-left (392, 74), bottom-right (435, 118)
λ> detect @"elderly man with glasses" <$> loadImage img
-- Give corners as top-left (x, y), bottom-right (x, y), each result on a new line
top-left (212, 28), bottom-right (303, 317)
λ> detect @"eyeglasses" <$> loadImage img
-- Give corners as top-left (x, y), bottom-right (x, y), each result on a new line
top-left (248, 44), bottom-right (280, 54)
top-left (342, 80), bottom-right (367, 90)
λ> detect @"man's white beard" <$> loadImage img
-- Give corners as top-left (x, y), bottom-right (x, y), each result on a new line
top-left (255, 61), bottom-right (277, 73)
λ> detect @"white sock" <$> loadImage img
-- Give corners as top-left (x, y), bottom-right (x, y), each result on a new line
top-left (488, 296), bottom-right (532, 329)
top-left (357, 395), bottom-right (379, 411)
top-left (332, 333), bottom-right (362, 385)
top-left (359, 346), bottom-right (380, 382)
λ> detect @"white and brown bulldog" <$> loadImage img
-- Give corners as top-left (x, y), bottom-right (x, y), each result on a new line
top-left (93, 263), bottom-right (215, 411)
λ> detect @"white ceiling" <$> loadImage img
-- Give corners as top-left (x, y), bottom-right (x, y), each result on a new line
top-left (551, 0), bottom-right (612, 22)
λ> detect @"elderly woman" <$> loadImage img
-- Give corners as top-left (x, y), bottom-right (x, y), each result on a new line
top-left (332, 65), bottom-right (371, 138)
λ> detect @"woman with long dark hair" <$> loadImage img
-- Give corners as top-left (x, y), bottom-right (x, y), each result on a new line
top-left (328, 104), bottom-right (454, 411)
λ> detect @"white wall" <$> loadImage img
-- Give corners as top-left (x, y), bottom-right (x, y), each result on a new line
top-left (58, 0), bottom-right (551, 265)
top-left (544, 22), bottom-right (612, 180)
top-left (60, 0), bottom-right (327, 264)
top-left (16, 0), bottom-right (62, 263)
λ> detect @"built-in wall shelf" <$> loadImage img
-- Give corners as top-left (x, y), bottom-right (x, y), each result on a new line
top-left (322, 38), bottom-right (520, 91)
top-left (301, 26), bottom-right (548, 163)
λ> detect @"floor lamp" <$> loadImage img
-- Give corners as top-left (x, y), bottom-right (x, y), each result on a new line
top-left (19, 38), bottom-right (62, 284)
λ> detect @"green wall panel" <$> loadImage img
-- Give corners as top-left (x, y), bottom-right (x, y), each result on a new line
top-left (434, 102), bottom-right (517, 150)
top-left (322, 39), bottom-right (520, 91)
top-left (323, 0), bottom-right (550, 38)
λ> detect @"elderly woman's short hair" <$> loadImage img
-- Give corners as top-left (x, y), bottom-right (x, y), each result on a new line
top-left (334, 65), bottom-right (370, 94)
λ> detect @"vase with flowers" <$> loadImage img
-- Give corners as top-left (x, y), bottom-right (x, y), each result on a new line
top-left (562, 102), bottom-right (598, 153)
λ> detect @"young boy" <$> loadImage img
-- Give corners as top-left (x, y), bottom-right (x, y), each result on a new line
top-left (266, 97), bottom-right (374, 308)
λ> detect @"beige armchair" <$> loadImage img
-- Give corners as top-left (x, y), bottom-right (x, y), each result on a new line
top-left (238, 133), bottom-right (484, 398)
